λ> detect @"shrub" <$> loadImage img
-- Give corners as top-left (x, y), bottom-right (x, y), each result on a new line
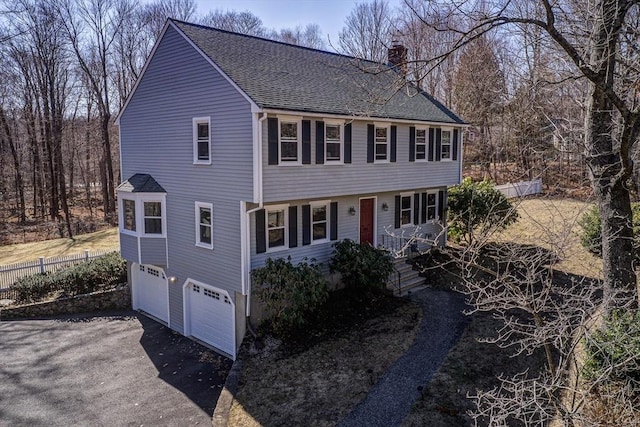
top-left (329, 239), bottom-right (394, 295)
top-left (251, 257), bottom-right (329, 337)
top-left (583, 309), bottom-right (640, 388)
top-left (579, 203), bottom-right (640, 262)
top-left (13, 252), bottom-right (126, 304)
top-left (447, 177), bottom-right (519, 245)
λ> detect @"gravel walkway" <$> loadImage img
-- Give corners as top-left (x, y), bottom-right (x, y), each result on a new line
top-left (337, 287), bottom-right (469, 427)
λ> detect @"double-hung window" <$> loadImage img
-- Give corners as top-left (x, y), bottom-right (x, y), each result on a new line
top-left (375, 124), bottom-right (389, 162)
top-left (279, 118), bottom-right (301, 164)
top-left (193, 117), bottom-right (211, 164)
top-left (143, 201), bottom-right (163, 235)
top-left (266, 205), bottom-right (288, 250)
top-left (441, 129), bottom-right (452, 160)
top-left (425, 192), bottom-right (437, 221)
top-left (310, 201), bottom-right (330, 243)
top-left (400, 193), bottom-right (413, 226)
top-left (415, 128), bottom-right (427, 161)
top-left (195, 202), bottom-right (213, 249)
top-left (325, 122), bottom-right (343, 163)
top-left (123, 199), bottom-right (136, 232)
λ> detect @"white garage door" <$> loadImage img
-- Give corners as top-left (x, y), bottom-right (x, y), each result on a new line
top-left (134, 264), bottom-right (169, 324)
top-left (185, 282), bottom-right (235, 357)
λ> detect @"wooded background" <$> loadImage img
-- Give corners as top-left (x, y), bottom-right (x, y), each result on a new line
top-left (0, 0), bottom-right (592, 242)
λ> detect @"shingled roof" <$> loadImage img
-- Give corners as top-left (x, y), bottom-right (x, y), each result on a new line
top-left (117, 174), bottom-right (166, 193)
top-left (171, 20), bottom-right (464, 125)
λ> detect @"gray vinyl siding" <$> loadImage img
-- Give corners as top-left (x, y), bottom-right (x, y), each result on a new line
top-left (139, 238), bottom-right (167, 266)
top-left (250, 189), bottom-right (446, 271)
top-left (262, 118), bottom-right (461, 202)
top-left (119, 26), bottom-right (253, 333)
top-left (120, 234), bottom-right (139, 263)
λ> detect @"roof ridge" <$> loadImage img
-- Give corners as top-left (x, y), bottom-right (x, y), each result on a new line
top-left (168, 18), bottom-right (381, 66)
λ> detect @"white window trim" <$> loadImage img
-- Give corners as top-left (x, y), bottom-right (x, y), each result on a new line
top-left (195, 201), bottom-right (214, 249)
top-left (118, 193), bottom-right (167, 238)
top-left (277, 115), bottom-right (302, 166)
top-left (374, 122), bottom-right (390, 164)
top-left (424, 190), bottom-right (439, 222)
top-left (324, 119), bottom-right (344, 165)
top-left (310, 199), bottom-right (331, 244)
top-left (193, 117), bottom-right (211, 165)
top-left (265, 203), bottom-right (289, 252)
top-left (440, 127), bottom-right (453, 162)
top-left (415, 126), bottom-right (428, 162)
top-left (119, 197), bottom-right (137, 237)
top-left (399, 191), bottom-right (414, 227)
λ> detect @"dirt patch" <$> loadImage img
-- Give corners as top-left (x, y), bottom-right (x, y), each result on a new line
top-left (229, 296), bottom-right (422, 427)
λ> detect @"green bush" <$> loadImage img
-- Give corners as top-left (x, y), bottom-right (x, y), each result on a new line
top-left (583, 310), bottom-right (640, 388)
top-left (579, 203), bottom-right (640, 261)
top-left (447, 177), bottom-right (519, 245)
top-left (329, 239), bottom-right (394, 294)
top-left (251, 257), bottom-right (329, 337)
top-left (13, 252), bottom-right (126, 304)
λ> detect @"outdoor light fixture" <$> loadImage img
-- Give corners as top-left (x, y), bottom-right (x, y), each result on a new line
top-left (348, 206), bottom-right (356, 216)
top-left (382, 202), bottom-right (389, 211)
top-left (168, 276), bottom-right (177, 284)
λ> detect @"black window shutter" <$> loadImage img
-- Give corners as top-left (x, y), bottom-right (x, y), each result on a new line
top-left (268, 118), bottom-right (278, 165)
top-left (316, 121), bottom-right (324, 164)
top-left (435, 128), bottom-right (442, 161)
top-left (302, 204), bottom-right (311, 245)
top-left (413, 193), bottom-right (420, 225)
top-left (438, 190), bottom-right (445, 220)
top-left (367, 124), bottom-right (374, 163)
top-left (394, 195), bottom-right (401, 228)
top-left (288, 206), bottom-right (298, 248)
top-left (256, 209), bottom-right (266, 253)
top-left (302, 120), bottom-right (311, 164)
top-left (409, 126), bottom-right (415, 162)
top-left (344, 123), bottom-right (352, 163)
top-left (421, 193), bottom-right (427, 223)
top-left (390, 125), bottom-right (397, 162)
top-left (330, 201), bottom-right (338, 240)
top-left (452, 128), bottom-right (459, 161)
top-left (428, 128), bottom-right (434, 162)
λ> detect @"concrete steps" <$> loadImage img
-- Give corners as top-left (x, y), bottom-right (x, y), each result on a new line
top-left (387, 257), bottom-right (426, 296)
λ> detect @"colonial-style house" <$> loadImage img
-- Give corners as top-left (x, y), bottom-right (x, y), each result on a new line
top-left (115, 19), bottom-right (466, 359)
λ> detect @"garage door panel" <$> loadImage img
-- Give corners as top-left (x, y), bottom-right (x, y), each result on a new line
top-left (186, 282), bottom-right (235, 357)
top-left (135, 264), bottom-right (169, 324)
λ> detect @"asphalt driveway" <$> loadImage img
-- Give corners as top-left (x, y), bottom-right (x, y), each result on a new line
top-left (0, 311), bottom-right (232, 426)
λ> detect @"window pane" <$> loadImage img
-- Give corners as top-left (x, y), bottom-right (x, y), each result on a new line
top-left (375, 127), bottom-right (387, 142)
top-left (401, 211), bottom-right (411, 225)
top-left (326, 125), bottom-right (340, 141)
top-left (441, 144), bottom-right (451, 159)
top-left (442, 131), bottom-right (451, 144)
top-left (268, 229), bottom-right (285, 248)
top-left (200, 225), bottom-right (211, 244)
top-left (268, 210), bottom-right (284, 228)
top-left (281, 141), bottom-right (298, 160)
top-left (312, 206), bottom-right (326, 222)
top-left (401, 196), bottom-right (411, 210)
top-left (375, 144), bottom-right (387, 159)
top-left (428, 193), bottom-right (436, 205)
top-left (145, 218), bottom-right (162, 234)
top-left (416, 145), bottom-right (426, 159)
top-left (144, 202), bottom-right (161, 217)
top-left (416, 129), bottom-right (426, 139)
top-left (200, 207), bottom-right (211, 225)
top-left (313, 223), bottom-right (327, 240)
top-left (326, 143), bottom-right (341, 160)
top-left (124, 200), bottom-right (136, 231)
top-left (197, 123), bottom-right (209, 139)
top-left (427, 207), bottom-right (436, 220)
top-left (198, 141), bottom-right (209, 160)
top-left (281, 122), bottom-right (297, 140)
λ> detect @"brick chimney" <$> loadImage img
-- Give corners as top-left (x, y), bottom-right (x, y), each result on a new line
top-left (387, 38), bottom-right (407, 78)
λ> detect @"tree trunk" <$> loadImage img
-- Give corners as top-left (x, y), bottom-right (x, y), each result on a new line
top-left (100, 113), bottom-right (116, 224)
top-left (0, 107), bottom-right (26, 223)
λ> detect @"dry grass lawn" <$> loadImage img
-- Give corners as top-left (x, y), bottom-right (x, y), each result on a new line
top-left (229, 298), bottom-right (422, 427)
top-left (0, 227), bottom-right (119, 265)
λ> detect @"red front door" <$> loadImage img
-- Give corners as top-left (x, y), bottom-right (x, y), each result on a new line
top-left (359, 198), bottom-right (375, 245)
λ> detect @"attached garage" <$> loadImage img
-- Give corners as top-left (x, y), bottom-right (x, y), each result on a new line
top-left (132, 263), bottom-right (169, 324)
top-left (183, 280), bottom-right (236, 358)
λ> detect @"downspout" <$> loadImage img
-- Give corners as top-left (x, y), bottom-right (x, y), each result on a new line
top-left (243, 112), bottom-right (267, 331)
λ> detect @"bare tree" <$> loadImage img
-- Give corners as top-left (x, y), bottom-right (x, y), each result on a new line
top-left (338, 0), bottom-right (395, 62)
top-left (200, 9), bottom-right (267, 36)
top-left (273, 24), bottom-right (327, 49)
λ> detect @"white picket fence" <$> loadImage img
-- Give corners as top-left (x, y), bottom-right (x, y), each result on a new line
top-left (0, 249), bottom-right (119, 298)
top-left (495, 179), bottom-right (542, 198)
